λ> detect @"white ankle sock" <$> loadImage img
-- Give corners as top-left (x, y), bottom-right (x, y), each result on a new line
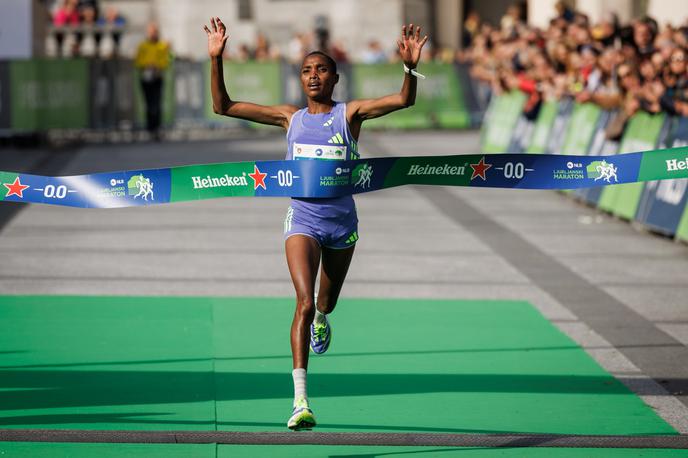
top-left (292, 368), bottom-right (307, 401)
top-left (314, 308), bottom-right (327, 325)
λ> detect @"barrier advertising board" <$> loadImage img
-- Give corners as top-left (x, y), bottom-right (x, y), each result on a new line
top-left (10, 59), bottom-right (89, 130)
top-left (597, 112), bottom-right (666, 219)
top-left (635, 116), bottom-right (688, 235)
top-left (353, 63), bottom-right (470, 130)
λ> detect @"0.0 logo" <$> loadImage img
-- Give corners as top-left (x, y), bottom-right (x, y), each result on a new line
top-left (503, 162), bottom-right (525, 179)
top-left (277, 170), bottom-right (294, 187)
top-left (42, 184), bottom-right (68, 199)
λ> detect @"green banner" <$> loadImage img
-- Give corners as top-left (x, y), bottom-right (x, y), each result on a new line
top-left (170, 162), bottom-right (255, 201)
top-left (526, 100), bottom-right (558, 154)
top-left (598, 112), bottom-right (666, 219)
top-left (481, 91), bottom-right (526, 153)
top-left (383, 156), bottom-right (472, 188)
top-left (559, 103), bottom-right (601, 155)
top-left (10, 59), bottom-right (89, 130)
top-left (351, 63), bottom-right (469, 129)
top-left (204, 61), bottom-right (282, 131)
top-left (638, 148), bottom-right (688, 181)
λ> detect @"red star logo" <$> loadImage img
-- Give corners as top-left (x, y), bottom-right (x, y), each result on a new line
top-left (248, 165), bottom-right (267, 190)
top-left (3, 177), bottom-right (30, 198)
top-left (469, 157), bottom-right (492, 181)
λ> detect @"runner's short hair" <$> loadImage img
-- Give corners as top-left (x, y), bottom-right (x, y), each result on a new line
top-left (303, 51), bottom-right (337, 74)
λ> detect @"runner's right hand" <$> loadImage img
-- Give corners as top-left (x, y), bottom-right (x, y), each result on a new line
top-left (203, 17), bottom-right (229, 58)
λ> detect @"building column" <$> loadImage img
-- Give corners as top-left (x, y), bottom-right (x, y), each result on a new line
top-left (435, 0), bottom-right (462, 49)
top-left (647, 0), bottom-right (688, 27)
top-left (576, 0), bottom-right (633, 24)
top-left (528, 0), bottom-right (557, 29)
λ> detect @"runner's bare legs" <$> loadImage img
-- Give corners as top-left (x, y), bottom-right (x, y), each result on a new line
top-left (286, 237), bottom-right (355, 368)
top-left (286, 235), bottom-right (321, 370)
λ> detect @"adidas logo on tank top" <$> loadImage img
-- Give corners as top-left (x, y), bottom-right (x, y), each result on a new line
top-left (327, 133), bottom-right (344, 145)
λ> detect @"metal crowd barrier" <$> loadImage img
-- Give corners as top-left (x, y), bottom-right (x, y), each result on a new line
top-left (480, 91), bottom-right (688, 243)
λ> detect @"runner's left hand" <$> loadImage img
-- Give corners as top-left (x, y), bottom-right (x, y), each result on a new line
top-left (396, 24), bottom-right (429, 70)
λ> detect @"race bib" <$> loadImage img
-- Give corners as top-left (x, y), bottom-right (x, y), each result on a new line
top-left (293, 143), bottom-right (347, 160)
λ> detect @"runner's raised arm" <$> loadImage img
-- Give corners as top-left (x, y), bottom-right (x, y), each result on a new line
top-left (204, 17), bottom-right (297, 128)
top-left (346, 24), bottom-right (429, 131)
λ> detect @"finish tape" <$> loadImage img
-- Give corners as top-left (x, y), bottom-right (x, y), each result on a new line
top-left (1, 147), bottom-right (687, 208)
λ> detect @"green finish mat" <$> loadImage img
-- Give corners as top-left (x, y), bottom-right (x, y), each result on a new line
top-left (215, 445), bottom-right (686, 457)
top-left (0, 296), bottom-right (681, 457)
top-left (0, 443), bottom-right (683, 457)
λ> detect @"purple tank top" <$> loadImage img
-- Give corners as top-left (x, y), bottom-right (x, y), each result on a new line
top-left (286, 101), bottom-right (359, 219)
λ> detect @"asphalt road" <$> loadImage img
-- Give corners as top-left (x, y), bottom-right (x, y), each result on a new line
top-left (1, 129), bottom-right (687, 432)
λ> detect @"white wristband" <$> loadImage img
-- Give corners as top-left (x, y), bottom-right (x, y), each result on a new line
top-left (403, 64), bottom-right (426, 79)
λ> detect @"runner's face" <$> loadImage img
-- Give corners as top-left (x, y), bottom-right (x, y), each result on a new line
top-left (300, 55), bottom-right (338, 101)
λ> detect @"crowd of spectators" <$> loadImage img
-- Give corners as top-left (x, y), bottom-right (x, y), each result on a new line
top-left (227, 30), bottom-right (440, 66)
top-left (48, 0), bottom-right (688, 136)
top-left (463, 2), bottom-right (688, 137)
top-left (50, 0), bottom-right (126, 57)
top-left (228, 31), bottom-right (352, 64)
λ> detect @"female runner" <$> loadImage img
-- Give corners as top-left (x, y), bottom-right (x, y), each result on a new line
top-left (203, 17), bottom-right (428, 430)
